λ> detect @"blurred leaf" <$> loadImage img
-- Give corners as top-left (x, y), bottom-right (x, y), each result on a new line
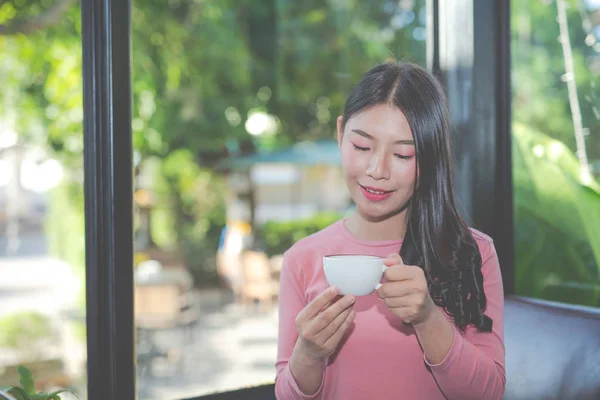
top-left (256, 212), bottom-right (343, 257)
top-left (17, 366), bottom-right (35, 396)
top-left (513, 122), bottom-right (600, 306)
top-left (511, 0), bottom-right (600, 162)
top-left (0, 312), bottom-right (56, 351)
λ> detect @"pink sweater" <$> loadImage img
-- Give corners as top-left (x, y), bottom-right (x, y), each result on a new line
top-left (275, 219), bottom-right (505, 400)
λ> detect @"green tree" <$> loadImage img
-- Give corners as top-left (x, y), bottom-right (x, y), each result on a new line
top-left (511, 0), bottom-right (600, 306)
top-left (1, 0), bottom-right (427, 285)
top-left (511, 0), bottom-right (599, 161)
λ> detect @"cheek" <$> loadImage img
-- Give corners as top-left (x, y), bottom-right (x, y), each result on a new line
top-left (394, 160), bottom-right (418, 187)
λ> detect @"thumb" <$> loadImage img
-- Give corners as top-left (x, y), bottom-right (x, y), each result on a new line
top-left (384, 253), bottom-right (403, 266)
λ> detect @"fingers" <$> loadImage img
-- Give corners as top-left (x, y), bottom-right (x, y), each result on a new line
top-left (377, 281), bottom-right (413, 299)
top-left (322, 308), bottom-right (356, 349)
top-left (297, 286), bottom-right (340, 323)
top-left (310, 294), bottom-right (355, 333)
top-left (317, 306), bottom-right (353, 341)
top-left (384, 264), bottom-right (423, 282)
top-left (294, 288), bottom-right (358, 360)
top-left (382, 294), bottom-right (416, 308)
top-left (315, 293), bottom-right (342, 315)
top-left (383, 253), bottom-right (403, 266)
top-left (392, 307), bottom-right (414, 325)
top-left (383, 253), bottom-right (412, 281)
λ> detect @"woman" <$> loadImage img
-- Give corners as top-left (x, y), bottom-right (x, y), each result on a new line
top-left (274, 61), bottom-right (505, 400)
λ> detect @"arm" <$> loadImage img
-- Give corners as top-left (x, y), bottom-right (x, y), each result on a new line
top-left (412, 307), bottom-right (455, 364)
top-left (274, 252), bottom-right (328, 399)
top-left (419, 241), bottom-right (506, 400)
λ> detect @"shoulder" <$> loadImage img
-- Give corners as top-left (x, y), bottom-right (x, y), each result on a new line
top-left (468, 228), bottom-right (501, 279)
top-left (280, 219), bottom-right (342, 281)
top-left (469, 228), bottom-right (495, 257)
top-left (469, 227), bottom-right (493, 246)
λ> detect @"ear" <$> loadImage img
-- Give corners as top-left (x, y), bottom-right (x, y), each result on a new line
top-left (336, 115), bottom-right (344, 147)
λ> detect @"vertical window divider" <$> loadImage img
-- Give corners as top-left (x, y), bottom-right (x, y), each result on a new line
top-left (427, 0), bottom-right (514, 294)
top-left (81, 0), bottom-right (136, 398)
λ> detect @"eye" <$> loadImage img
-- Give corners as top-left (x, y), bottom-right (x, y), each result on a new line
top-left (352, 143), bottom-right (369, 151)
top-left (394, 154), bottom-right (414, 160)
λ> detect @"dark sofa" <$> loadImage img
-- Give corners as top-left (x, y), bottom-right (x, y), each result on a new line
top-left (190, 295), bottom-right (600, 400)
top-left (503, 296), bottom-right (600, 400)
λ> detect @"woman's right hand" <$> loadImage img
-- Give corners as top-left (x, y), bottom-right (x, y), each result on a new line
top-left (293, 286), bottom-right (356, 363)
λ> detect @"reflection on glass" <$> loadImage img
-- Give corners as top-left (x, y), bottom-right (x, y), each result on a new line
top-left (131, 0), bottom-right (426, 398)
top-left (0, 2), bottom-right (86, 398)
top-left (511, 0), bottom-right (600, 307)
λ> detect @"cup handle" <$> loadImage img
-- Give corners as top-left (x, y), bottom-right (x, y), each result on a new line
top-left (375, 265), bottom-right (387, 290)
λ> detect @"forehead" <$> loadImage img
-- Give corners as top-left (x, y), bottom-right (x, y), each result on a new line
top-left (346, 104), bottom-right (413, 141)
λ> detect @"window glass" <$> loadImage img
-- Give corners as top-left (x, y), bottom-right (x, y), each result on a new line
top-left (0, 2), bottom-right (86, 398)
top-left (511, 0), bottom-right (600, 307)
top-left (131, 0), bottom-right (427, 398)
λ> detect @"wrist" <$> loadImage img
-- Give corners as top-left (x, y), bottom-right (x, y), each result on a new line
top-left (292, 343), bottom-right (327, 368)
top-left (289, 342), bottom-right (327, 396)
top-left (413, 305), bottom-right (443, 331)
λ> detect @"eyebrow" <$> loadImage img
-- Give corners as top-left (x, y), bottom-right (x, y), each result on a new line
top-left (351, 129), bottom-right (415, 145)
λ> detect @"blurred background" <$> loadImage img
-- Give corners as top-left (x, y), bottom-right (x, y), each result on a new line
top-left (0, 0), bottom-right (598, 399)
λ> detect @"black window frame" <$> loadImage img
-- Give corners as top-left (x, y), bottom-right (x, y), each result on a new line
top-left (82, 0), bottom-right (135, 398)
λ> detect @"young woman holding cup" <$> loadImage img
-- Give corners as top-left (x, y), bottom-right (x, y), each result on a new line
top-left (275, 62), bottom-right (505, 400)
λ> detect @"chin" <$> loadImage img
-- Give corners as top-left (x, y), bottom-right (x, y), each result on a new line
top-left (355, 199), bottom-right (410, 223)
top-left (357, 208), bottom-right (400, 223)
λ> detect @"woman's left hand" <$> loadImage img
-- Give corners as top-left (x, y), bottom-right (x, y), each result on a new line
top-left (377, 253), bottom-right (437, 326)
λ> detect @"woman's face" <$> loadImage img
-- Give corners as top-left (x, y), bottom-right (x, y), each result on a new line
top-left (337, 104), bottom-right (417, 222)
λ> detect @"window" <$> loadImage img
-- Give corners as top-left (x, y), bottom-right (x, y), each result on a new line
top-left (9, 1), bottom-right (540, 398)
top-left (511, 0), bottom-right (600, 307)
top-left (0, 2), bottom-right (86, 398)
top-left (130, 0), bottom-right (427, 398)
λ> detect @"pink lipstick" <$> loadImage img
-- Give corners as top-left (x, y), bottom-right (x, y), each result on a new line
top-left (359, 184), bottom-right (393, 202)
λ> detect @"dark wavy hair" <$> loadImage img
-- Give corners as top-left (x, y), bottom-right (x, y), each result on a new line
top-left (341, 61), bottom-right (492, 333)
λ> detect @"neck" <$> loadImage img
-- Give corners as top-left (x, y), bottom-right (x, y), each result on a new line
top-left (345, 210), bottom-right (407, 241)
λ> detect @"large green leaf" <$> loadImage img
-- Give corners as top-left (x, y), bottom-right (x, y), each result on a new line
top-left (513, 122), bottom-right (600, 306)
top-left (16, 367), bottom-right (35, 397)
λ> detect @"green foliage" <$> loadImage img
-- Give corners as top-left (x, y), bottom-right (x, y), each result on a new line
top-left (275, 0), bottom-right (427, 141)
top-left (513, 122), bottom-right (600, 306)
top-left (1, 0), bottom-right (427, 288)
top-left (150, 150), bottom-right (227, 286)
top-left (256, 212), bottom-right (343, 257)
top-left (4, 0), bottom-right (598, 308)
top-left (0, 1), bottom-right (83, 166)
top-left (511, 0), bottom-right (600, 161)
top-left (2, 0), bottom-right (427, 163)
top-left (130, 0), bottom-right (255, 161)
top-left (0, 312), bottom-right (57, 355)
top-left (43, 180), bottom-right (86, 312)
top-left (45, 181), bottom-right (85, 274)
top-left (510, 0), bottom-right (600, 306)
top-left (0, 366), bottom-right (74, 400)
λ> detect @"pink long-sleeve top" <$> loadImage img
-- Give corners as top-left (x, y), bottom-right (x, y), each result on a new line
top-left (275, 219), bottom-right (505, 400)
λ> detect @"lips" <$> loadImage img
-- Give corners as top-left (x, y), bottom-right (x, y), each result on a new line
top-left (359, 184), bottom-right (393, 202)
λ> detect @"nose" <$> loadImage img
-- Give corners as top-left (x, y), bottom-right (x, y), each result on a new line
top-left (366, 152), bottom-right (390, 180)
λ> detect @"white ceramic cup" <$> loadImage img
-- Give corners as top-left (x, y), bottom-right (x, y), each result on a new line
top-left (323, 255), bottom-right (387, 296)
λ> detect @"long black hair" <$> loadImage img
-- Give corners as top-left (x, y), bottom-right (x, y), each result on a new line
top-left (341, 61), bottom-right (493, 333)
